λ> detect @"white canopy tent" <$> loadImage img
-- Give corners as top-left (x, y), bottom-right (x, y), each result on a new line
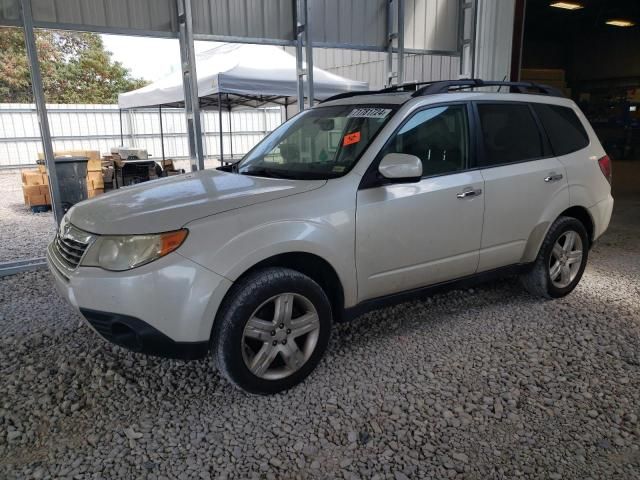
top-left (118, 43), bottom-right (368, 164)
top-left (119, 43), bottom-right (369, 109)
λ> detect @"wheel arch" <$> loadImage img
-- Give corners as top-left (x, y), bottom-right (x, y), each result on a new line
top-left (225, 252), bottom-right (347, 323)
top-left (521, 205), bottom-right (595, 263)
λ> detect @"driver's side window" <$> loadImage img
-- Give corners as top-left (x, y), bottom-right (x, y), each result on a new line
top-left (381, 104), bottom-right (469, 177)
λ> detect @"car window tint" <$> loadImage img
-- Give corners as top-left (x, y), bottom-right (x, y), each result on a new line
top-left (382, 105), bottom-right (469, 177)
top-left (478, 103), bottom-right (543, 166)
top-left (532, 103), bottom-right (589, 156)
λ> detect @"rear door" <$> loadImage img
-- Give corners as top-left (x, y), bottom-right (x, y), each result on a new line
top-left (474, 102), bottom-right (569, 271)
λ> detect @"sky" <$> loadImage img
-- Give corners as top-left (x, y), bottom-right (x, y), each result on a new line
top-left (100, 34), bottom-right (219, 82)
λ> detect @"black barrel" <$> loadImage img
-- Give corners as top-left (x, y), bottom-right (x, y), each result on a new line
top-left (53, 156), bottom-right (89, 211)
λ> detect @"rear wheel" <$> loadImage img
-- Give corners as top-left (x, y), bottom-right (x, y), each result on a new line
top-left (213, 267), bottom-right (332, 394)
top-left (520, 216), bottom-right (589, 299)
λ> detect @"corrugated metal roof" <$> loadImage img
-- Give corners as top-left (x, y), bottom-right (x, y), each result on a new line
top-left (1, 0), bottom-right (461, 53)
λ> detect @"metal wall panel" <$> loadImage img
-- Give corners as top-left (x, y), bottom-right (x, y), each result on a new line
top-left (0, 0), bottom-right (19, 23)
top-left (192, 0), bottom-right (294, 41)
top-left (404, 0), bottom-right (459, 53)
top-left (309, 0), bottom-right (387, 49)
top-left (474, 0), bottom-right (514, 81)
top-left (309, 47), bottom-right (460, 89)
top-left (0, 103), bottom-right (281, 168)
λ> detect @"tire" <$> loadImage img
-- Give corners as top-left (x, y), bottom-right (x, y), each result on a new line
top-left (520, 216), bottom-right (589, 299)
top-left (212, 267), bottom-right (332, 394)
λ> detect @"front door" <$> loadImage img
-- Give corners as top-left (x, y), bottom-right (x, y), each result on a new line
top-left (356, 104), bottom-right (485, 302)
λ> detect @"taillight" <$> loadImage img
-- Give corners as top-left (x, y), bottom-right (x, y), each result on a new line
top-left (598, 155), bottom-right (612, 185)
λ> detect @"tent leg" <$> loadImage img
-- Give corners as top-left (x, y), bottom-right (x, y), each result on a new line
top-left (119, 109), bottom-right (124, 145)
top-left (159, 105), bottom-right (165, 162)
top-left (284, 98), bottom-right (289, 121)
top-left (177, 0), bottom-right (204, 171)
top-left (20, 0), bottom-right (63, 225)
top-left (227, 94), bottom-right (233, 161)
top-left (218, 92), bottom-right (224, 165)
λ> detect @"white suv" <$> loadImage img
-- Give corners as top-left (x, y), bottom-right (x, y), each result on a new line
top-left (48, 80), bottom-right (614, 394)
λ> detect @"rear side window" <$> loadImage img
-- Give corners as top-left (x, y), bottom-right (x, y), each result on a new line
top-left (532, 104), bottom-right (589, 156)
top-left (477, 103), bottom-right (544, 167)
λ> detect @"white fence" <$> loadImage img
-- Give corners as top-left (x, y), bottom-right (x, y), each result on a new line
top-left (0, 104), bottom-right (283, 169)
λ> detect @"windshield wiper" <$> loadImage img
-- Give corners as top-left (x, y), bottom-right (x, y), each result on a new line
top-left (240, 167), bottom-right (293, 179)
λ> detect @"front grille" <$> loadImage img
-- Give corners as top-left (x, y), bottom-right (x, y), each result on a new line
top-left (54, 235), bottom-right (86, 269)
top-left (48, 222), bottom-right (93, 280)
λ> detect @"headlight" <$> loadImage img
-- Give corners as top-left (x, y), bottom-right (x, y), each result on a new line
top-left (81, 229), bottom-right (188, 271)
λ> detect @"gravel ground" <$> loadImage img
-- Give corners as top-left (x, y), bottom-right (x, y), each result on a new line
top-left (0, 171), bottom-right (56, 262)
top-left (0, 197), bottom-right (639, 479)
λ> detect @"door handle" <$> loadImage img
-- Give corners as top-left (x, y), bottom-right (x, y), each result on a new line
top-left (457, 188), bottom-right (482, 199)
top-left (544, 173), bottom-right (563, 182)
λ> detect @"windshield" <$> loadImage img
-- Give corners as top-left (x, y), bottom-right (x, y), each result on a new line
top-left (236, 105), bottom-right (395, 179)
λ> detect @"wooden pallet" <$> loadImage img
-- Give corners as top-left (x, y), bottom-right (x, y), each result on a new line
top-left (30, 205), bottom-right (51, 213)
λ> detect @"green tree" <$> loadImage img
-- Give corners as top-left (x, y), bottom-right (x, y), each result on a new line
top-left (0, 27), bottom-right (147, 103)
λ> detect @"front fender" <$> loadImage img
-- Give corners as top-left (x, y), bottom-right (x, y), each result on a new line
top-left (180, 216), bottom-right (358, 307)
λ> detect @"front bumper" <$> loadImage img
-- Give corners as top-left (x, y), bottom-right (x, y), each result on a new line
top-left (79, 309), bottom-right (209, 360)
top-left (47, 245), bottom-right (232, 359)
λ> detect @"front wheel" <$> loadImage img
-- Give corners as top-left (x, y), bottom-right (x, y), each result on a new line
top-left (520, 216), bottom-right (589, 299)
top-left (212, 267), bottom-right (332, 394)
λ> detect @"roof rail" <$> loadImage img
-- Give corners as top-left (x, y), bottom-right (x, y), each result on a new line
top-left (320, 81), bottom-right (441, 104)
top-left (411, 79), bottom-right (565, 98)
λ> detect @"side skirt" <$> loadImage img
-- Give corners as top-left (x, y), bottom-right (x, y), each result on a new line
top-left (341, 263), bottom-right (532, 322)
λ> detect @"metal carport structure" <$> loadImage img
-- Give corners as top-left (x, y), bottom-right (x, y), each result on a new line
top-left (0, 0), bottom-right (467, 225)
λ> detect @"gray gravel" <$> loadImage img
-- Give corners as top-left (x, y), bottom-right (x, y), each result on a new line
top-left (1, 198), bottom-right (639, 479)
top-left (0, 171), bottom-right (56, 262)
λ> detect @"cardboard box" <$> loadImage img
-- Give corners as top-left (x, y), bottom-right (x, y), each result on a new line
top-left (22, 184), bottom-right (42, 197)
top-left (37, 164), bottom-right (47, 173)
top-left (26, 194), bottom-right (47, 206)
top-left (23, 171), bottom-right (45, 186)
top-left (38, 149), bottom-right (101, 162)
top-left (87, 158), bottom-right (102, 172)
top-left (87, 188), bottom-right (104, 198)
top-left (87, 171), bottom-right (104, 189)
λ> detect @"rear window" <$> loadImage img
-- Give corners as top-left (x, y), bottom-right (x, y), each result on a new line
top-left (532, 103), bottom-right (589, 156)
top-left (477, 103), bottom-right (544, 166)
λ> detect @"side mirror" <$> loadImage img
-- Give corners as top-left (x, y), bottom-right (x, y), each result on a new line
top-left (378, 153), bottom-right (423, 182)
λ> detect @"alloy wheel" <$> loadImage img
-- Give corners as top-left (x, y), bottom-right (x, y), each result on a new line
top-left (241, 293), bottom-right (320, 380)
top-left (549, 230), bottom-right (583, 289)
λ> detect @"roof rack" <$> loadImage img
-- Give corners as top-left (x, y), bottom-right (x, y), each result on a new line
top-left (320, 81), bottom-right (441, 104)
top-left (411, 79), bottom-right (565, 98)
top-left (320, 79), bottom-right (565, 105)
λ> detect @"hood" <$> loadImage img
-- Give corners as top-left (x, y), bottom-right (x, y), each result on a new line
top-left (68, 169), bottom-right (325, 235)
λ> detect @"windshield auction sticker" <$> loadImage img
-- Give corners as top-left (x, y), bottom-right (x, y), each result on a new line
top-left (343, 131), bottom-right (361, 146)
top-left (347, 108), bottom-right (392, 119)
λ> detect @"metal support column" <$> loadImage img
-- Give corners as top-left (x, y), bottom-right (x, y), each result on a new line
top-left (20, 0), bottom-right (64, 224)
top-left (158, 105), bottom-right (165, 161)
top-left (295, 2), bottom-right (305, 111)
top-left (385, 0), bottom-right (397, 87)
top-left (303, 0), bottom-right (314, 107)
top-left (397, 0), bottom-right (405, 85)
top-left (459, 0), bottom-right (477, 79)
top-left (218, 92), bottom-right (224, 165)
top-left (177, 0), bottom-right (205, 171)
top-left (227, 94), bottom-right (233, 160)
